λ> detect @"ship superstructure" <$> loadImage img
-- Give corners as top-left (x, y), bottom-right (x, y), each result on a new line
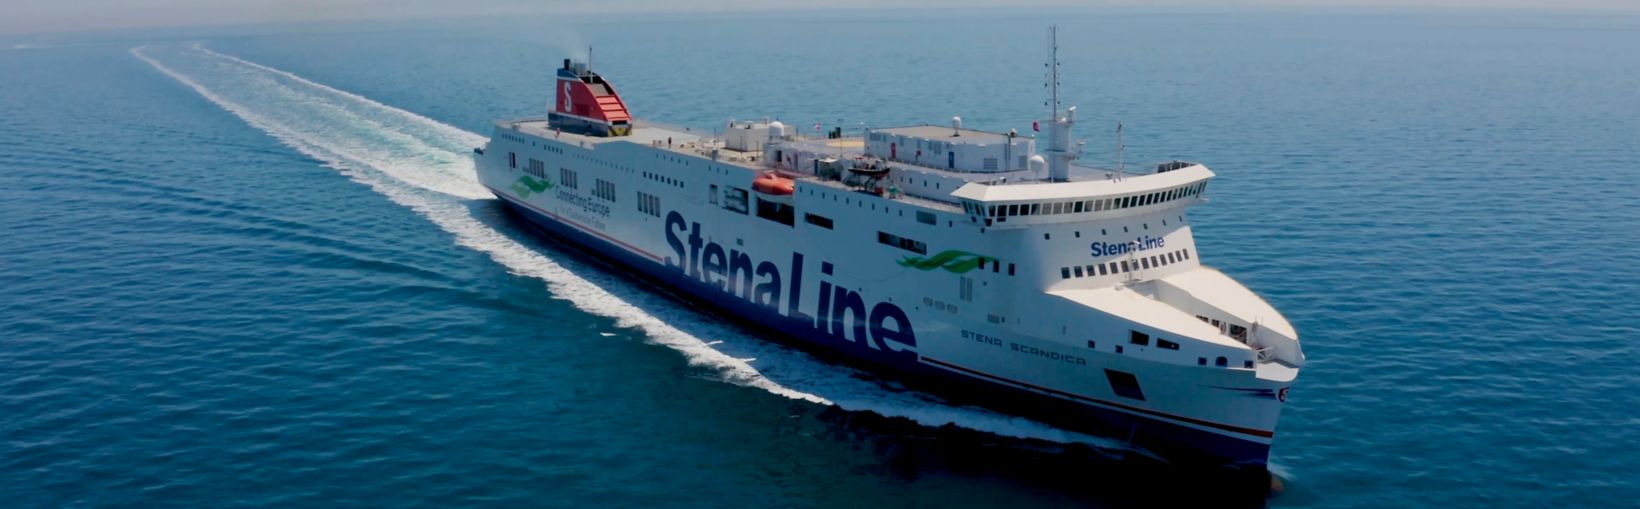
top-left (474, 38), bottom-right (1303, 466)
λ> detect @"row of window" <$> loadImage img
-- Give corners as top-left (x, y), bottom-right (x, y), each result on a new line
top-left (559, 168), bottom-right (579, 190)
top-left (975, 257), bottom-right (1017, 276)
top-left (1058, 249), bottom-right (1192, 280)
top-left (1085, 331), bottom-right (1243, 371)
top-left (653, 153), bottom-right (695, 167)
top-left (877, 231), bottom-right (927, 255)
top-left (569, 147), bottom-right (634, 172)
top-left (799, 186), bottom-right (966, 230)
top-left (921, 295), bottom-right (961, 314)
top-left (593, 179), bottom-right (616, 202)
top-left (637, 191), bottom-right (661, 217)
top-left (515, 156), bottom-right (547, 180)
top-left (889, 174), bottom-right (948, 191)
top-left (642, 171), bottom-right (684, 189)
top-left (1197, 315), bottom-right (1250, 342)
top-left (501, 135), bottom-right (564, 154)
top-left (1126, 331), bottom-right (1180, 351)
top-left (968, 181), bottom-right (1209, 221)
top-left (876, 231), bottom-right (1018, 276)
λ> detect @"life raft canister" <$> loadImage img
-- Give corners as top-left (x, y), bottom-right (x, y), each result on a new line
top-left (751, 172), bottom-right (795, 195)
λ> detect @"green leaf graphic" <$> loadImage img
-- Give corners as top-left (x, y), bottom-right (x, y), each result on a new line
top-left (512, 175), bottom-right (554, 197)
top-left (897, 250), bottom-right (991, 274)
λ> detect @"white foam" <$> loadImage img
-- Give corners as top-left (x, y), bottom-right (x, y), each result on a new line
top-left (133, 44), bottom-right (1128, 451)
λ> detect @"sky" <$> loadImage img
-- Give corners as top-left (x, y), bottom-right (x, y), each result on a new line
top-left (2, 0), bottom-right (1636, 36)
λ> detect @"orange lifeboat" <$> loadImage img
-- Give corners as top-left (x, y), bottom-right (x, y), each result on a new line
top-left (751, 172), bottom-right (795, 195)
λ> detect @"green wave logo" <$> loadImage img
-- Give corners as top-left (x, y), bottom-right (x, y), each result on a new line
top-left (511, 175), bottom-right (554, 197)
top-left (897, 250), bottom-right (991, 274)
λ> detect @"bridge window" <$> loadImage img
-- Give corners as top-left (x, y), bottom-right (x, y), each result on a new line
top-left (1061, 267), bottom-right (1071, 279)
top-left (1074, 266), bottom-right (1084, 278)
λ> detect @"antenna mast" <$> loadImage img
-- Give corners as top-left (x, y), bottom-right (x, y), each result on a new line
top-left (1116, 121), bottom-right (1125, 179)
top-left (1048, 25), bottom-right (1060, 119)
top-left (1044, 25), bottom-right (1076, 182)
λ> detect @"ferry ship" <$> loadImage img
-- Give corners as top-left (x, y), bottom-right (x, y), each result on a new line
top-left (473, 36), bottom-right (1304, 467)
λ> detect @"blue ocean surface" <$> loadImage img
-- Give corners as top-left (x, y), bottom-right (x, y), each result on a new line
top-left (3, 8), bottom-right (1639, 508)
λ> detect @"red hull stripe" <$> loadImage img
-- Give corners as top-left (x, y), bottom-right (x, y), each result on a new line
top-left (919, 356), bottom-right (1276, 439)
top-left (484, 184), bottom-right (663, 263)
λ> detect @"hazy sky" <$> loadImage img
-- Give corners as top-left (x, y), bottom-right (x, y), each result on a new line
top-left (3, 0), bottom-right (1635, 36)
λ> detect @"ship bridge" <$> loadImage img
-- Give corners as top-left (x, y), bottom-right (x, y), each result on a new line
top-left (950, 162), bottom-right (1211, 228)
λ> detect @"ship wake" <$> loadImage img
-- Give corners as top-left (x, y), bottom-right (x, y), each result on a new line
top-left (131, 43), bottom-right (1130, 452)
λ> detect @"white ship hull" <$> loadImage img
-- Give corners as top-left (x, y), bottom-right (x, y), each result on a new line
top-left (474, 115), bottom-right (1301, 466)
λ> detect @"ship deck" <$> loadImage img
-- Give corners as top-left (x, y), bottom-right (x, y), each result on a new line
top-left (504, 118), bottom-right (967, 212)
top-left (500, 117), bottom-right (1174, 214)
top-left (505, 117), bottom-right (1138, 183)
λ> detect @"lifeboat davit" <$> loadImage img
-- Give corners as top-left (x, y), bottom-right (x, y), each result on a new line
top-left (752, 172), bottom-right (795, 195)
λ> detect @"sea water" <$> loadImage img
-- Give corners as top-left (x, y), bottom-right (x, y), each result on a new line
top-left (2, 9), bottom-right (1638, 508)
